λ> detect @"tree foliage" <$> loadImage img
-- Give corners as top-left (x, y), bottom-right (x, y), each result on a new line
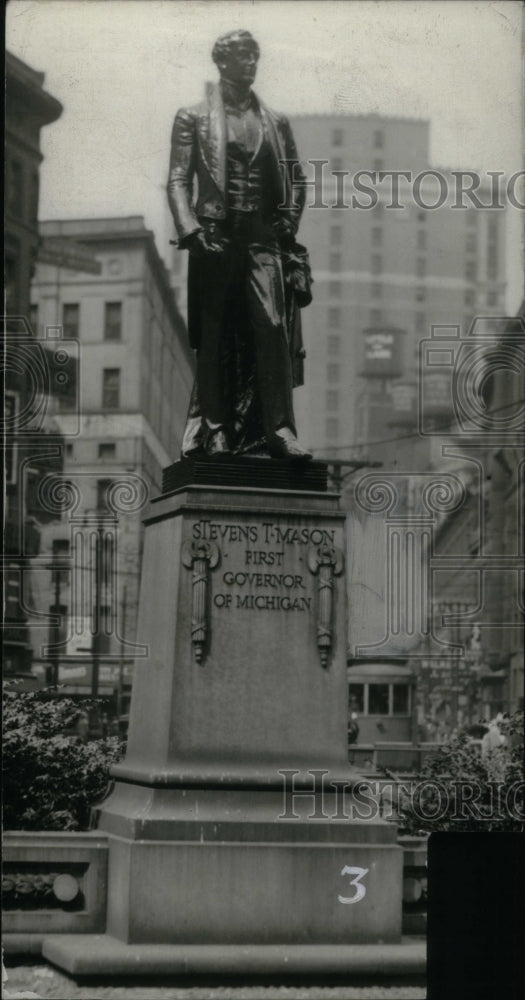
top-left (2, 687), bottom-right (125, 831)
top-left (398, 711), bottom-right (524, 834)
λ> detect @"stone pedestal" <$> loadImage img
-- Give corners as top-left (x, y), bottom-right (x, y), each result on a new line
top-left (46, 459), bottom-right (409, 975)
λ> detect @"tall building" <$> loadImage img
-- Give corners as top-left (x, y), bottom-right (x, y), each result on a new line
top-left (415, 304), bottom-right (524, 728)
top-left (4, 52), bottom-right (63, 677)
top-left (29, 217), bottom-right (194, 705)
top-left (289, 114), bottom-right (507, 467)
top-left (5, 52), bottom-right (63, 318)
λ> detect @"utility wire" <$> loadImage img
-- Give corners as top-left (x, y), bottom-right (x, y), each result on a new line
top-left (315, 396), bottom-right (525, 453)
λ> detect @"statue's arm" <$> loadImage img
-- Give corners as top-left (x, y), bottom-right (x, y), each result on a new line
top-left (167, 109), bottom-right (202, 245)
top-left (281, 115), bottom-right (307, 232)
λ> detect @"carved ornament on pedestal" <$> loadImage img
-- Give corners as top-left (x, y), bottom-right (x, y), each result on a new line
top-left (307, 544), bottom-right (344, 668)
top-left (181, 539), bottom-right (220, 663)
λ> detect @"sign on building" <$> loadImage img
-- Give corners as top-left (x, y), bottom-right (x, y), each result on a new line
top-left (361, 327), bottom-right (404, 378)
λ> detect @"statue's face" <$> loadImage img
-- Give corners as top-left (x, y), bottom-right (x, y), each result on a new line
top-left (219, 40), bottom-right (259, 85)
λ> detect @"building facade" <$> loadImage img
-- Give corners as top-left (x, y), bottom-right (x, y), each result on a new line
top-left (29, 217), bottom-right (194, 707)
top-left (413, 305), bottom-right (524, 730)
top-left (4, 52), bottom-right (63, 677)
top-left (289, 114), bottom-right (507, 467)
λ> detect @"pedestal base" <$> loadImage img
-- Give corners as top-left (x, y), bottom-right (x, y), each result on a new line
top-left (97, 782), bottom-right (403, 946)
top-left (42, 935), bottom-right (426, 978)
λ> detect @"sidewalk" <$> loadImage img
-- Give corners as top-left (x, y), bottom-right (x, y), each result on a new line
top-left (5, 965), bottom-right (426, 1000)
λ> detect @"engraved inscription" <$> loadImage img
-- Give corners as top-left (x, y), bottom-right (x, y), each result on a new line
top-left (191, 520), bottom-right (335, 547)
top-left (191, 519), bottom-right (338, 617)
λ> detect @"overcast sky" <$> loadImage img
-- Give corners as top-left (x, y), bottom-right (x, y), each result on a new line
top-left (7, 0), bottom-right (524, 310)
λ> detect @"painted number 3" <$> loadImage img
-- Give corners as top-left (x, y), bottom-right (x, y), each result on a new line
top-left (338, 865), bottom-right (369, 904)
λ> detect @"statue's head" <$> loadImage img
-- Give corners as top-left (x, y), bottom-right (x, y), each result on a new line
top-left (212, 30), bottom-right (260, 86)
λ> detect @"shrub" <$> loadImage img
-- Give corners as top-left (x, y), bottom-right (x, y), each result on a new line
top-left (2, 687), bottom-right (125, 831)
top-left (397, 711), bottom-right (524, 835)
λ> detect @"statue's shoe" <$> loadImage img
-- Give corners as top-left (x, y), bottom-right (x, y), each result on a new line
top-left (268, 428), bottom-right (312, 461)
top-left (205, 428), bottom-right (232, 457)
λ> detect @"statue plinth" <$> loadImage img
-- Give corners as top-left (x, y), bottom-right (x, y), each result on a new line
top-left (45, 459), bottom-right (406, 973)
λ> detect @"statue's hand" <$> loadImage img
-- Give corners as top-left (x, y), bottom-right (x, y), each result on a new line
top-left (272, 217), bottom-right (296, 249)
top-left (187, 230), bottom-right (227, 258)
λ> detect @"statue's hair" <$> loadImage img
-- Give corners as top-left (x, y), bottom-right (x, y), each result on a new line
top-left (212, 30), bottom-right (260, 66)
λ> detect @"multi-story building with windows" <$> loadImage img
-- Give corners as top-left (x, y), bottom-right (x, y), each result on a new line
top-left (4, 52), bottom-right (63, 678)
top-left (414, 304), bottom-right (524, 729)
top-left (290, 114), bottom-right (507, 467)
top-left (29, 217), bottom-right (193, 706)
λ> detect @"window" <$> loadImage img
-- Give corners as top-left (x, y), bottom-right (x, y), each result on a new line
top-left (465, 234), bottom-right (477, 254)
top-left (97, 478), bottom-right (113, 512)
top-left (371, 254), bottom-right (382, 275)
top-left (416, 257), bottom-right (426, 277)
top-left (417, 211), bottom-right (426, 223)
top-left (415, 286), bottom-right (426, 302)
top-left (65, 443), bottom-right (74, 457)
top-left (417, 229), bottom-right (426, 251)
top-left (332, 157), bottom-right (343, 172)
top-left (371, 282), bottom-right (382, 298)
top-left (52, 539), bottom-right (70, 557)
top-left (393, 685), bottom-right (410, 714)
top-left (326, 390), bottom-right (339, 410)
top-left (329, 253), bottom-right (342, 271)
top-left (349, 684), bottom-right (365, 713)
top-left (373, 159), bottom-right (383, 173)
top-left (465, 259), bottom-right (477, 282)
top-left (327, 364), bottom-right (339, 383)
top-left (98, 442), bottom-right (116, 460)
top-left (59, 377), bottom-right (78, 412)
top-left (373, 129), bottom-right (384, 149)
top-left (29, 303), bottom-right (38, 336)
top-left (368, 683), bottom-right (389, 714)
top-left (332, 128), bottom-right (343, 147)
top-left (370, 308), bottom-right (382, 325)
top-left (327, 334), bottom-right (340, 355)
top-left (330, 226), bottom-right (342, 246)
top-left (326, 418), bottom-right (339, 439)
top-left (464, 290), bottom-right (475, 307)
top-left (102, 368), bottom-right (120, 409)
top-left (62, 303), bottom-right (79, 338)
top-left (371, 226), bottom-right (382, 247)
top-left (329, 281), bottom-right (341, 297)
top-left (487, 218), bottom-right (499, 279)
top-left (104, 302), bottom-right (122, 341)
top-left (328, 308), bottom-right (341, 328)
top-left (466, 211), bottom-right (477, 227)
top-left (487, 291), bottom-right (499, 307)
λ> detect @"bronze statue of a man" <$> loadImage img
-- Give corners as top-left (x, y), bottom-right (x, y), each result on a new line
top-left (167, 29), bottom-right (312, 460)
